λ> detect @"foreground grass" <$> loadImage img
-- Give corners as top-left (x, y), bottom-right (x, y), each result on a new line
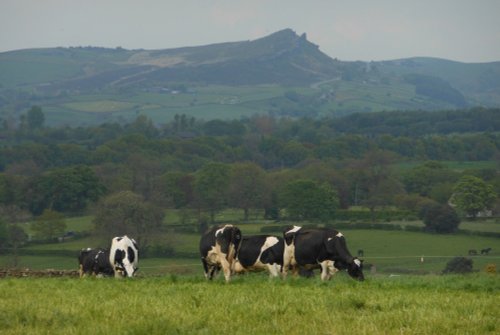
top-left (0, 274), bottom-right (497, 335)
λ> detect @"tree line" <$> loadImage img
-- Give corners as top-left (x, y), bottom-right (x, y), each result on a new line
top-left (0, 106), bottom-right (499, 251)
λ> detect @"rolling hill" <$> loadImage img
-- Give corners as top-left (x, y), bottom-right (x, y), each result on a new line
top-left (1, 29), bottom-right (499, 126)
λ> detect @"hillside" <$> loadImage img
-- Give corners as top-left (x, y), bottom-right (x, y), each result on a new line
top-left (1, 29), bottom-right (499, 126)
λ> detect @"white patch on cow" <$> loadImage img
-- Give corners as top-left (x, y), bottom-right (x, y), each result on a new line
top-left (215, 224), bottom-right (233, 237)
top-left (284, 225), bottom-right (302, 235)
top-left (336, 232), bottom-right (343, 237)
top-left (263, 236), bottom-right (279, 249)
top-left (354, 258), bottom-right (361, 267)
top-left (327, 237), bottom-right (332, 241)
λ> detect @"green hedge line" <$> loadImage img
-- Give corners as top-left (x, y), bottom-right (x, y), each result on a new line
top-left (334, 209), bottom-right (416, 221)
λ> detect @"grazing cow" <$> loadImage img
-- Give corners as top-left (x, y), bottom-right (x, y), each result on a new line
top-left (199, 224), bottom-right (242, 282)
top-left (78, 248), bottom-right (114, 278)
top-left (481, 248), bottom-right (492, 255)
top-left (468, 249), bottom-right (478, 256)
top-left (109, 236), bottom-right (139, 278)
top-left (283, 226), bottom-right (364, 281)
top-left (232, 235), bottom-right (284, 277)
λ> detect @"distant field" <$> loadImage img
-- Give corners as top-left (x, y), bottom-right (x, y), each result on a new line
top-left (0, 275), bottom-right (497, 334)
top-left (63, 100), bottom-right (137, 113)
top-left (43, 85), bottom-right (293, 125)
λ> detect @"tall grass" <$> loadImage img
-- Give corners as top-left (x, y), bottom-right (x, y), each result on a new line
top-left (0, 274), bottom-right (497, 334)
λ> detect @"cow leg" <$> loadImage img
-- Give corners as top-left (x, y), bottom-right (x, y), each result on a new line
top-left (266, 263), bottom-right (280, 278)
top-left (327, 261), bottom-right (339, 279)
top-left (79, 264), bottom-right (84, 278)
top-left (208, 265), bottom-right (218, 280)
top-left (282, 246), bottom-right (293, 278)
top-left (220, 258), bottom-right (232, 282)
top-left (201, 258), bottom-right (211, 279)
top-left (320, 261), bottom-right (329, 281)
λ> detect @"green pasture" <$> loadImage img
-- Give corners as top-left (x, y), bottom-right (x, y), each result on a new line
top-left (41, 84), bottom-right (313, 126)
top-left (317, 80), bottom-right (423, 115)
top-left (63, 100), bottom-right (137, 113)
top-left (6, 209), bottom-right (499, 276)
top-left (0, 274), bottom-right (497, 334)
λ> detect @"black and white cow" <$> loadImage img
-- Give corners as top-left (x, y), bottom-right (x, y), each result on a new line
top-left (232, 235), bottom-right (284, 277)
top-left (109, 235), bottom-right (139, 278)
top-left (283, 226), bottom-right (364, 281)
top-left (78, 248), bottom-right (114, 278)
top-left (199, 224), bottom-right (242, 282)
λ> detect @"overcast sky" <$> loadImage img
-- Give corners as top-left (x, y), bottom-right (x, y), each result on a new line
top-left (1, 0), bottom-right (500, 63)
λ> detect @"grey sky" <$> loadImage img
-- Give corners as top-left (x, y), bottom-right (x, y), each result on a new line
top-left (1, 0), bottom-right (500, 62)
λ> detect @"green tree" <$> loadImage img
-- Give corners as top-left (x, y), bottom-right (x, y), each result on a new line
top-left (28, 165), bottom-right (105, 215)
top-left (349, 150), bottom-right (404, 221)
top-left (0, 217), bottom-right (8, 249)
top-left (228, 162), bottom-right (267, 221)
top-left (402, 161), bottom-right (458, 197)
top-left (159, 172), bottom-right (194, 208)
top-left (6, 223), bottom-right (28, 267)
top-left (26, 105), bottom-right (45, 130)
top-left (93, 191), bottom-right (164, 249)
top-left (280, 179), bottom-right (339, 221)
top-left (31, 209), bottom-right (66, 240)
top-left (194, 163), bottom-right (230, 223)
top-left (422, 203), bottom-right (460, 233)
top-left (451, 175), bottom-right (496, 218)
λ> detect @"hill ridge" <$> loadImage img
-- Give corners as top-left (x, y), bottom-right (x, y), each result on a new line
top-left (0, 28), bottom-right (499, 126)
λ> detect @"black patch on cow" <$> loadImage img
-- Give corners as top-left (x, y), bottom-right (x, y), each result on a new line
top-left (237, 236), bottom-right (267, 267)
top-left (127, 246), bottom-right (135, 263)
top-left (114, 249), bottom-right (125, 264)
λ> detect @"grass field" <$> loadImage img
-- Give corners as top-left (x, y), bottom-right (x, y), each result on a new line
top-left (0, 274), bottom-right (497, 334)
top-left (63, 100), bottom-right (137, 113)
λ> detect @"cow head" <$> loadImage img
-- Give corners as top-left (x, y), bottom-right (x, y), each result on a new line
top-left (345, 258), bottom-right (364, 281)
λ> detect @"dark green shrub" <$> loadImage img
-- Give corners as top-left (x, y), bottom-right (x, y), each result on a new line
top-left (443, 257), bottom-right (473, 274)
top-left (423, 204), bottom-right (460, 233)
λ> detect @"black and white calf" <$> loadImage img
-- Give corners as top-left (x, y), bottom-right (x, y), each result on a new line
top-left (283, 226), bottom-right (364, 281)
top-left (109, 235), bottom-right (139, 278)
top-left (199, 224), bottom-right (242, 282)
top-left (232, 235), bottom-right (284, 277)
top-left (78, 248), bottom-right (114, 277)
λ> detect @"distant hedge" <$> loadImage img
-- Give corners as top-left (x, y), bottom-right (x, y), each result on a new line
top-left (334, 209), bottom-right (416, 222)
